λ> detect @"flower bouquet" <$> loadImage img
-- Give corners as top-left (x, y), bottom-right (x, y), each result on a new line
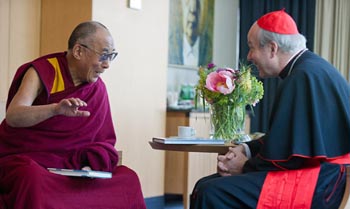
top-left (195, 63), bottom-right (264, 142)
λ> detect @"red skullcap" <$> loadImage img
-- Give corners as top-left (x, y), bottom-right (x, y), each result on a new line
top-left (257, 9), bottom-right (299, 34)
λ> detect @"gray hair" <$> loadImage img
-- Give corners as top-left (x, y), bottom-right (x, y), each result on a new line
top-left (258, 28), bottom-right (307, 54)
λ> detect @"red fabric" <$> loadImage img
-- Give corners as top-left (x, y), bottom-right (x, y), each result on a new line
top-left (326, 153), bottom-right (350, 164)
top-left (0, 155), bottom-right (146, 209)
top-left (257, 164), bottom-right (321, 209)
top-left (257, 9), bottom-right (299, 34)
top-left (257, 154), bottom-right (350, 209)
top-left (1, 52), bottom-right (118, 171)
top-left (0, 53), bottom-right (146, 208)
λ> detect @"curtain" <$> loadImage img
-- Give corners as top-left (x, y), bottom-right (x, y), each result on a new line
top-left (238, 0), bottom-right (316, 133)
top-left (314, 0), bottom-right (350, 82)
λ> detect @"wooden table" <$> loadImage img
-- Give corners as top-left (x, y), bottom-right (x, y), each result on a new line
top-left (149, 140), bottom-right (237, 209)
top-left (149, 141), bottom-right (234, 154)
top-left (150, 140), bottom-right (227, 209)
top-left (149, 133), bottom-right (264, 209)
top-left (149, 132), bottom-right (264, 154)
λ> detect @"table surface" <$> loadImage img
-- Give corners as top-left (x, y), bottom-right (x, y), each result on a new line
top-left (149, 141), bottom-right (234, 154)
top-left (149, 133), bottom-right (264, 154)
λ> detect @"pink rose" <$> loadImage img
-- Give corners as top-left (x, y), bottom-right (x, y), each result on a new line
top-left (205, 69), bottom-right (235, 95)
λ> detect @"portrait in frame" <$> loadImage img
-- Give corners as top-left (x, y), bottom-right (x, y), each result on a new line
top-left (168, 0), bottom-right (215, 68)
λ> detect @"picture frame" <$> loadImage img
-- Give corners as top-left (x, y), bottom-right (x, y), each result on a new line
top-left (168, 0), bottom-right (215, 68)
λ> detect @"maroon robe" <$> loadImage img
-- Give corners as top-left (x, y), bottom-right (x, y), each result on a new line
top-left (0, 52), bottom-right (146, 209)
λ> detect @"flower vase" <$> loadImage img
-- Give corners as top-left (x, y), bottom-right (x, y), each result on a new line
top-left (209, 104), bottom-right (250, 143)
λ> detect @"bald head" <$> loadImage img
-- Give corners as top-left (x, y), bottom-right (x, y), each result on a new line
top-left (68, 21), bottom-right (109, 50)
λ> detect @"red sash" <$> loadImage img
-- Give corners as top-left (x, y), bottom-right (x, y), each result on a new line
top-left (326, 153), bottom-right (350, 164)
top-left (257, 154), bottom-right (350, 209)
top-left (257, 165), bottom-right (320, 209)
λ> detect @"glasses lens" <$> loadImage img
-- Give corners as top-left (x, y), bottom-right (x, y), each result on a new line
top-left (99, 52), bottom-right (118, 62)
top-left (99, 54), bottom-right (109, 62)
top-left (110, 52), bottom-right (118, 61)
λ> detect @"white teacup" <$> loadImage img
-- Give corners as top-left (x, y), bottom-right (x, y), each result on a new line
top-left (178, 126), bottom-right (196, 138)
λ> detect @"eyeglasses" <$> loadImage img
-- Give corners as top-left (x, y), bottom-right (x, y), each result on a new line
top-left (79, 44), bottom-right (118, 62)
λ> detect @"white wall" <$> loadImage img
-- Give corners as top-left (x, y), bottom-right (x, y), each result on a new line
top-left (92, 0), bottom-right (168, 197)
top-left (213, 0), bottom-right (239, 68)
top-left (0, 101), bottom-right (5, 121)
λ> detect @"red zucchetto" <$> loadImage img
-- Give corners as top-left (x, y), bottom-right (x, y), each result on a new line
top-left (257, 9), bottom-right (299, 34)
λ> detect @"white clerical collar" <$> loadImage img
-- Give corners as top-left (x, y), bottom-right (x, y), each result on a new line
top-left (286, 48), bottom-right (308, 66)
top-left (286, 48), bottom-right (308, 76)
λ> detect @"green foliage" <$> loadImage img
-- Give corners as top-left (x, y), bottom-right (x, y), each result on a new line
top-left (195, 63), bottom-right (264, 109)
top-left (194, 63), bottom-right (264, 141)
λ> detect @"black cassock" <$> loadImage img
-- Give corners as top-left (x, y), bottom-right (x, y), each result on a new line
top-left (190, 50), bottom-right (350, 209)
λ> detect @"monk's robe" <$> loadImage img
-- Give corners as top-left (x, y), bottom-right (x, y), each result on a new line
top-left (0, 52), bottom-right (146, 209)
top-left (190, 50), bottom-right (350, 209)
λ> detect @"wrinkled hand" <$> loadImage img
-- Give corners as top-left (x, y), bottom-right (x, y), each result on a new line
top-left (217, 146), bottom-right (248, 176)
top-left (55, 98), bottom-right (90, 117)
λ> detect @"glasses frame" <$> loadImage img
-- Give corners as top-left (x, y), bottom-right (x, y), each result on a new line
top-left (79, 43), bottom-right (118, 62)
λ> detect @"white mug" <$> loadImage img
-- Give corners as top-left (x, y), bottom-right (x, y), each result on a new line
top-left (178, 126), bottom-right (196, 138)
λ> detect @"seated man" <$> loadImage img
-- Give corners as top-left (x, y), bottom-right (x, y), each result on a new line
top-left (190, 10), bottom-right (350, 209)
top-left (0, 21), bottom-right (146, 209)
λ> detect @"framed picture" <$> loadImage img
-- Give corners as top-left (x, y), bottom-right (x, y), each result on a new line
top-left (168, 0), bottom-right (215, 68)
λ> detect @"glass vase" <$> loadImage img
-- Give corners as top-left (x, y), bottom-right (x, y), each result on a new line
top-left (209, 103), bottom-right (250, 143)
